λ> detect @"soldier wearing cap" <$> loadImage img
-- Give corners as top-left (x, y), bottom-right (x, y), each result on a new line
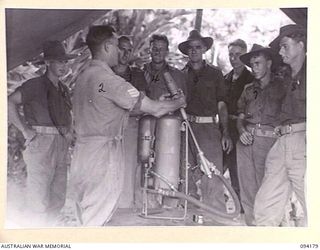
top-left (224, 39), bottom-right (254, 204)
top-left (236, 44), bottom-right (286, 226)
top-left (113, 35), bottom-right (147, 208)
top-left (254, 24), bottom-right (307, 226)
top-left (70, 25), bottom-right (186, 226)
top-left (178, 30), bottom-right (233, 221)
top-left (8, 40), bottom-right (77, 226)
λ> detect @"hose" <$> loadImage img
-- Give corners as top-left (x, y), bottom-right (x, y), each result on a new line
top-left (148, 170), bottom-right (241, 220)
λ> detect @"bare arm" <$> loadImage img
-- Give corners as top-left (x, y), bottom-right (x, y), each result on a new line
top-left (8, 90), bottom-right (36, 140)
top-left (237, 113), bottom-right (253, 145)
top-left (218, 101), bottom-right (229, 136)
top-left (139, 94), bottom-right (186, 118)
top-left (218, 101), bottom-right (233, 153)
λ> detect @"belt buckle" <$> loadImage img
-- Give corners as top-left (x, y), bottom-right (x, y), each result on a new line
top-left (274, 127), bottom-right (282, 137)
top-left (279, 124), bottom-right (292, 136)
top-left (256, 123), bottom-right (262, 134)
top-left (189, 115), bottom-right (196, 122)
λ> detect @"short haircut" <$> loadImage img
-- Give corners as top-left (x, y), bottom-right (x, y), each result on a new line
top-left (86, 25), bottom-right (116, 55)
top-left (228, 39), bottom-right (247, 51)
top-left (287, 31), bottom-right (307, 52)
top-left (118, 35), bottom-right (132, 45)
top-left (149, 34), bottom-right (169, 49)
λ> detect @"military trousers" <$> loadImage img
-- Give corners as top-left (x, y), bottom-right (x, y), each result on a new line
top-left (187, 123), bottom-right (227, 213)
top-left (23, 133), bottom-right (69, 227)
top-left (236, 135), bottom-right (277, 225)
top-left (254, 130), bottom-right (307, 226)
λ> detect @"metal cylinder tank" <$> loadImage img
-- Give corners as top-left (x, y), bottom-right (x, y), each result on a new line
top-left (138, 115), bottom-right (156, 163)
top-left (154, 114), bottom-right (181, 190)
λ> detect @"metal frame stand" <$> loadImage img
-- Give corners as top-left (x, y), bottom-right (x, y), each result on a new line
top-left (140, 108), bottom-right (241, 221)
top-left (140, 121), bottom-right (189, 220)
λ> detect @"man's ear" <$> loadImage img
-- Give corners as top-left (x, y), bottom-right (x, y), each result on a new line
top-left (103, 42), bottom-right (109, 53)
top-left (298, 40), bottom-right (305, 52)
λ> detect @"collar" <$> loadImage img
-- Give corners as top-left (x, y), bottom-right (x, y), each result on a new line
top-left (89, 59), bottom-right (115, 75)
top-left (252, 73), bottom-right (277, 89)
top-left (293, 59), bottom-right (306, 82)
top-left (184, 60), bottom-right (208, 72)
top-left (144, 62), bottom-right (169, 76)
top-left (227, 67), bottom-right (251, 80)
top-left (43, 73), bottom-right (61, 90)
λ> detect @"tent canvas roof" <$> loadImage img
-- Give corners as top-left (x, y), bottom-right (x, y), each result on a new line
top-left (5, 8), bottom-right (307, 72)
top-left (6, 9), bottom-right (108, 71)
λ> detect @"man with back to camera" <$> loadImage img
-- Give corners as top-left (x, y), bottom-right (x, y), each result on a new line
top-left (178, 30), bottom-right (233, 224)
top-left (70, 25), bottom-right (186, 226)
top-left (236, 44), bottom-right (285, 226)
top-left (254, 24), bottom-right (307, 227)
top-left (8, 41), bottom-right (76, 227)
top-left (113, 35), bottom-right (147, 208)
top-left (224, 39), bottom-right (254, 205)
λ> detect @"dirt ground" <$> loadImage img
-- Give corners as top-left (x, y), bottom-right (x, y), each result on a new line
top-left (6, 174), bottom-right (245, 228)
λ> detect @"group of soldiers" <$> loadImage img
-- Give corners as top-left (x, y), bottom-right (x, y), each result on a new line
top-left (8, 22), bottom-right (306, 227)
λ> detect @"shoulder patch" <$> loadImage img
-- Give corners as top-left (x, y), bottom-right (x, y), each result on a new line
top-left (127, 87), bottom-right (139, 97)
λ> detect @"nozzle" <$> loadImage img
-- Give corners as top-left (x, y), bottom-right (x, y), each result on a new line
top-left (198, 151), bottom-right (212, 178)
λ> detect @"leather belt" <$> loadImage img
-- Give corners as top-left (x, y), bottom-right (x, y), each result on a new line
top-left (32, 125), bottom-right (64, 135)
top-left (253, 128), bottom-right (278, 138)
top-left (279, 122), bottom-right (306, 135)
top-left (246, 124), bottom-right (278, 138)
top-left (187, 115), bottom-right (218, 124)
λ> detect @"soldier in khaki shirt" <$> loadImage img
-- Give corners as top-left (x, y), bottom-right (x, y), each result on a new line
top-left (236, 44), bottom-right (285, 225)
top-left (254, 24), bottom-right (307, 227)
top-left (70, 25), bottom-right (186, 226)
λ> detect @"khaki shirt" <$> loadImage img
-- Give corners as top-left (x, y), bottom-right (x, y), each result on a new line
top-left (143, 62), bottom-right (187, 100)
top-left (18, 74), bottom-right (71, 127)
top-left (182, 61), bottom-right (226, 117)
top-left (237, 76), bottom-right (286, 127)
top-left (280, 61), bottom-right (306, 125)
top-left (73, 60), bottom-right (140, 138)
